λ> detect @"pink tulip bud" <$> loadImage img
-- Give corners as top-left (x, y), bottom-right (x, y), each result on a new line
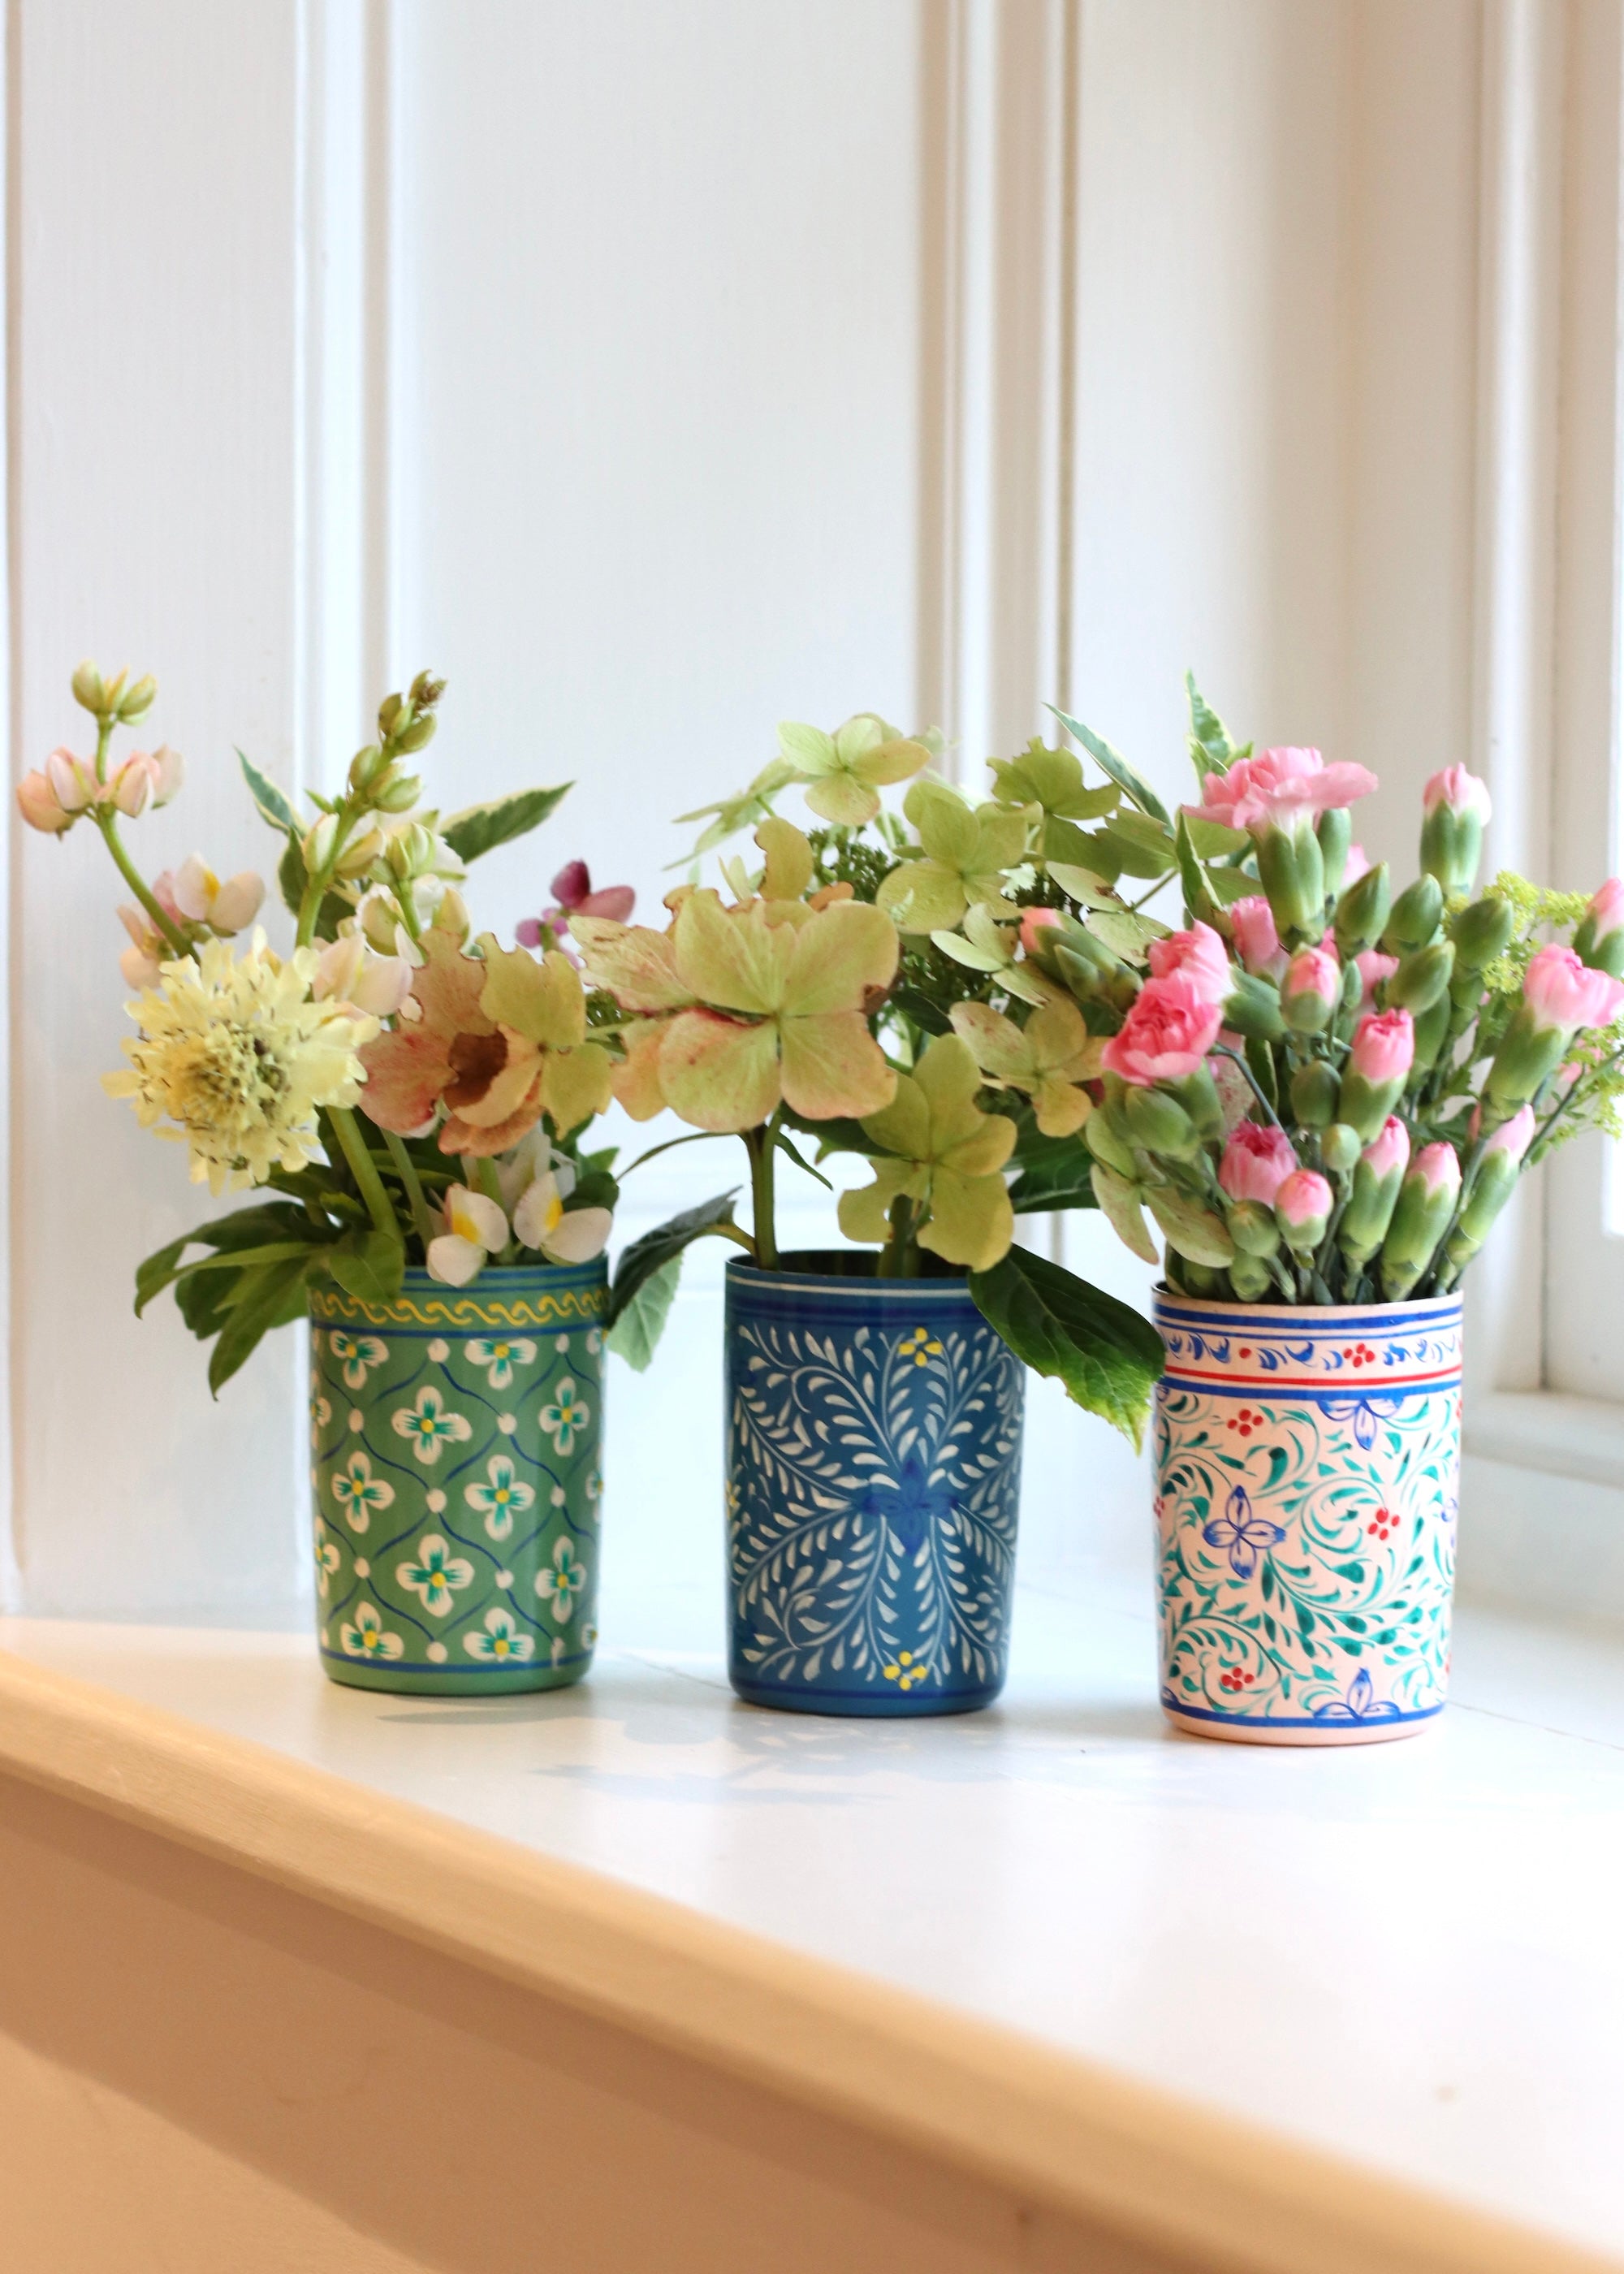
top-left (1522, 942), bottom-right (1624, 1034)
top-left (1480, 1101), bottom-right (1536, 1165)
top-left (1423, 766), bottom-right (1492, 823)
top-left (1147, 919), bottom-right (1232, 1005)
top-left (1276, 1168), bottom-right (1333, 1236)
top-left (1218, 1120), bottom-right (1299, 1207)
top-left (1362, 1116), bottom-right (1410, 1181)
top-left (1099, 973), bottom-right (1224, 1087)
top-left (1411, 1140), bottom-right (1462, 1200)
top-left (1019, 906), bottom-right (1063, 958)
top-left (1229, 895), bottom-right (1286, 981)
top-left (1355, 949), bottom-right (1399, 1010)
top-left (16, 767), bottom-right (73, 832)
top-left (1350, 1008), bottom-right (1415, 1085)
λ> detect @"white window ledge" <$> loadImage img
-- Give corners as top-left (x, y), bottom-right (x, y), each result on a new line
top-left (1, 1579), bottom-right (1622, 2274)
top-left (1462, 1394), bottom-right (1624, 1628)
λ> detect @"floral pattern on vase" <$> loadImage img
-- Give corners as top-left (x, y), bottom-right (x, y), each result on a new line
top-left (309, 1260), bottom-right (607, 1693)
top-left (724, 1256), bottom-right (1025, 1717)
top-left (1152, 1288), bottom-right (1462, 1746)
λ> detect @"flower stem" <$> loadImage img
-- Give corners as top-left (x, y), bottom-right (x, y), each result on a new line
top-left (382, 1130), bottom-right (436, 1249)
top-left (745, 1121), bottom-right (779, 1268)
top-left (327, 1106), bottom-right (403, 1242)
top-left (97, 813), bottom-right (189, 957)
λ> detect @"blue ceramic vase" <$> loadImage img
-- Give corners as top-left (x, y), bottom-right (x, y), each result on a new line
top-left (723, 1255), bottom-right (1025, 1715)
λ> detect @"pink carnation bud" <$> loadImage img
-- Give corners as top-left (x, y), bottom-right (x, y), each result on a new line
top-left (1422, 766), bottom-right (1492, 824)
top-left (1147, 919), bottom-right (1232, 1005)
top-left (1355, 949), bottom-right (1399, 1010)
top-left (1343, 843), bottom-right (1371, 884)
top-left (1020, 906), bottom-right (1063, 958)
top-left (1218, 1120), bottom-right (1299, 1207)
top-left (1188, 746), bottom-right (1377, 838)
top-left (1284, 944), bottom-right (1339, 1008)
top-left (1099, 972), bottom-right (1224, 1087)
top-left (16, 767), bottom-right (73, 832)
top-left (1481, 1102), bottom-right (1536, 1165)
top-left (1362, 1116), bottom-right (1410, 1181)
top-left (1585, 876), bottom-right (1624, 943)
top-left (1276, 1168), bottom-right (1333, 1230)
top-left (1522, 942), bottom-right (1624, 1033)
top-left (1350, 1007), bottom-right (1415, 1084)
top-left (1230, 895), bottom-right (1286, 981)
top-left (1411, 1141), bottom-right (1462, 1200)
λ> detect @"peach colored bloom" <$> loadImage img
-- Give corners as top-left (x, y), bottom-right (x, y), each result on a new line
top-left (1099, 974), bottom-right (1222, 1087)
top-left (1189, 746), bottom-right (1376, 837)
top-left (1349, 1008), bottom-right (1415, 1084)
top-left (1217, 1122), bottom-right (1298, 1207)
top-left (1522, 942), bottom-right (1624, 1032)
top-left (1146, 919), bottom-right (1231, 1005)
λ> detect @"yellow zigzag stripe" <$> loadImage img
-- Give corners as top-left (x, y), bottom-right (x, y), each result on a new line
top-left (309, 1286), bottom-right (608, 1331)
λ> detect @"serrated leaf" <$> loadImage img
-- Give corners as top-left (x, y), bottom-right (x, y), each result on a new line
top-left (1183, 812), bottom-right (1249, 859)
top-left (607, 1191), bottom-right (740, 1325)
top-left (1008, 1131), bottom-right (1100, 1216)
top-left (968, 1246), bottom-right (1165, 1450)
top-left (441, 784), bottom-right (571, 864)
top-left (1185, 672), bottom-right (1236, 780)
top-left (1089, 909), bottom-right (1168, 961)
top-left (1048, 705), bottom-right (1171, 825)
top-left (606, 1253), bottom-right (682, 1371)
top-left (238, 748), bottom-right (300, 833)
top-left (1045, 862), bottom-right (1120, 910)
top-left (1096, 829), bottom-right (1175, 881)
top-left (1145, 1187), bottom-right (1235, 1266)
top-left (1091, 1162), bottom-right (1160, 1263)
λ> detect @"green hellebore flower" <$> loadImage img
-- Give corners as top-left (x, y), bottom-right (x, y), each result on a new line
top-left (949, 996), bottom-right (1102, 1135)
top-left (875, 779), bottom-right (1028, 935)
top-left (777, 713), bottom-right (931, 828)
top-left (837, 1033), bottom-right (1016, 1271)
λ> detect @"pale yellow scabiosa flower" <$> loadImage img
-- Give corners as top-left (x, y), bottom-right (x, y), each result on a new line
top-left (102, 929), bottom-right (379, 1195)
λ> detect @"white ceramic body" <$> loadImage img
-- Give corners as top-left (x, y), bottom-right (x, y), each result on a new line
top-left (1151, 1289), bottom-right (1462, 1745)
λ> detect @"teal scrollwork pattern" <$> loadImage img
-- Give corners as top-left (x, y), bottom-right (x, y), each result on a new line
top-left (724, 1260), bottom-right (1025, 1716)
top-left (309, 1261), bottom-right (607, 1694)
top-left (1152, 1292), bottom-right (1462, 1740)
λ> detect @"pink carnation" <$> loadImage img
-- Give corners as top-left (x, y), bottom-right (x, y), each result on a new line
top-left (1349, 1007), bottom-right (1415, 1084)
top-left (1410, 1141), bottom-right (1462, 1200)
top-left (1362, 1117), bottom-right (1410, 1181)
top-left (1423, 766), bottom-right (1492, 823)
top-left (1284, 944), bottom-right (1339, 1010)
top-left (1100, 973), bottom-right (1223, 1087)
top-left (1020, 906), bottom-right (1063, 958)
top-left (1147, 919), bottom-right (1231, 1005)
top-left (1230, 895), bottom-right (1286, 982)
top-left (1188, 746), bottom-right (1377, 838)
top-left (1218, 1120), bottom-right (1299, 1207)
top-left (1355, 949), bottom-right (1399, 1011)
top-left (1585, 877), bottom-right (1624, 944)
top-left (1276, 1168), bottom-right (1333, 1231)
top-left (1343, 843), bottom-right (1371, 884)
top-left (1522, 943), bottom-right (1624, 1034)
top-left (1479, 1101), bottom-right (1536, 1165)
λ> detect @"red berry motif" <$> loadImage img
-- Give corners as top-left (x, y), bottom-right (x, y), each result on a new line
top-left (1219, 1667), bottom-right (1258, 1692)
top-left (1226, 1406), bottom-right (1263, 1438)
top-left (1366, 1505), bottom-right (1399, 1541)
top-left (1345, 1342), bottom-right (1378, 1369)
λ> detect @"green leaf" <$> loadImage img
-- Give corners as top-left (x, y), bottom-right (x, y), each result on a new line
top-left (135, 1233), bottom-right (191, 1317)
top-left (1206, 865), bottom-right (1261, 906)
top-left (606, 1253), bottom-right (682, 1371)
top-left (1095, 829), bottom-right (1174, 882)
top-left (1089, 909), bottom-right (1168, 961)
top-left (1045, 862), bottom-right (1121, 910)
top-left (441, 784), bottom-right (571, 864)
top-left (1183, 813), bottom-right (1250, 859)
top-left (277, 831), bottom-right (352, 938)
top-left (326, 1228), bottom-right (407, 1306)
top-left (567, 1167), bottom-right (620, 1214)
top-left (888, 985), bottom-right (957, 1036)
top-left (607, 1191), bottom-right (741, 1327)
top-left (1185, 672), bottom-right (1236, 780)
top-left (968, 1246), bottom-right (1166, 1450)
top-left (208, 1256), bottom-right (315, 1395)
top-left (1008, 1131), bottom-right (1099, 1215)
top-left (1091, 1162), bottom-right (1160, 1264)
top-left (1048, 706), bottom-right (1171, 826)
top-left (1173, 811), bottom-right (1209, 923)
top-left (136, 1204), bottom-right (326, 1317)
top-left (1145, 1187), bottom-right (1235, 1266)
top-left (237, 748), bottom-right (300, 833)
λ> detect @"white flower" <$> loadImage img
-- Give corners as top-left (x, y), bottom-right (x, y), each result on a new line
top-left (463, 1607), bottom-right (535, 1663)
top-left (391, 1385), bottom-right (473, 1465)
top-left (340, 1602), bottom-right (404, 1660)
top-left (426, 1185), bottom-right (508, 1286)
top-left (463, 1335), bottom-right (536, 1389)
top-left (500, 1128), bottom-right (612, 1264)
top-left (395, 1533), bottom-right (475, 1617)
top-left (313, 1518), bottom-right (341, 1599)
top-left (464, 1454), bottom-right (536, 1541)
top-left (171, 853), bottom-right (266, 936)
top-left (539, 1377), bottom-right (591, 1457)
top-left (330, 1448), bottom-right (395, 1532)
top-left (327, 1330), bottom-right (388, 1390)
top-left (534, 1536), bottom-right (588, 1623)
top-left (314, 925), bottom-right (414, 1018)
top-left (102, 930), bottom-right (378, 1195)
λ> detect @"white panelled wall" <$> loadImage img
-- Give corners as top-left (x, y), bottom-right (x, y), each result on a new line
top-left (5, 0), bottom-right (1613, 1618)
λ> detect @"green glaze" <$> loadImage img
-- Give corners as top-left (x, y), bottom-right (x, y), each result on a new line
top-left (309, 1260), bottom-right (606, 1694)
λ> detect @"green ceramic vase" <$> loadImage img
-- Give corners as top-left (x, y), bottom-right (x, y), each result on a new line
top-left (309, 1260), bottom-right (607, 1694)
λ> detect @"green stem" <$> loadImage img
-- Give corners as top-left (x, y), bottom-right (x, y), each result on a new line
top-left (327, 1106), bottom-right (403, 1243)
top-left (97, 813), bottom-right (189, 956)
top-left (1211, 1044), bottom-right (1283, 1129)
top-left (745, 1119), bottom-right (780, 1268)
top-left (382, 1131), bottom-right (437, 1249)
top-left (878, 1195), bottom-right (915, 1278)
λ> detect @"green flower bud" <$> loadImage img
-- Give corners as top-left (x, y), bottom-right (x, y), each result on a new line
top-left (1227, 1254), bottom-right (1274, 1300)
top-left (1339, 1151), bottom-right (1405, 1266)
top-left (1257, 821), bottom-right (1326, 947)
top-left (378, 692), bottom-right (406, 737)
top-left (1226, 1199), bottom-right (1282, 1257)
top-left (1449, 893), bottom-right (1515, 973)
top-left (1384, 938), bottom-right (1455, 1015)
top-left (396, 712), bottom-right (438, 754)
top-left (1085, 1105), bottom-right (1138, 1178)
top-left (1167, 1066), bottom-right (1224, 1143)
top-left (1486, 1001), bottom-right (1569, 1111)
top-left (1316, 806), bottom-right (1353, 900)
top-left (1221, 969), bottom-right (1285, 1042)
top-left (303, 813), bottom-right (339, 874)
top-left (1320, 1122), bottom-right (1362, 1173)
top-left (373, 769), bottom-right (423, 815)
top-left (1123, 1086), bottom-right (1199, 1159)
top-left (1337, 1068), bottom-right (1406, 1143)
top-left (1291, 1059), bottom-right (1340, 1129)
top-left (115, 672), bottom-right (157, 722)
top-left (1181, 1260), bottom-right (1224, 1296)
top-left (349, 742), bottom-right (388, 792)
top-left (1381, 875), bottom-right (1444, 955)
top-left (1441, 1148), bottom-right (1521, 1278)
top-left (409, 670), bottom-right (446, 709)
top-left (1380, 1143), bottom-right (1461, 1299)
top-left (1419, 770), bottom-right (1491, 897)
top-left (1332, 861), bottom-right (1392, 959)
top-left (71, 659), bottom-right (105, 714)
top-left (335, 823), bottom-right (386, 879)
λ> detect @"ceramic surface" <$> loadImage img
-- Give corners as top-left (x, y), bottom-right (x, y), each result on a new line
top-left (723, 1256), bottom-right (1025, 1716)
top-left (1152, 1288), bottom-right (1462, 1745)
top-left (309, 1262), bottom-right (607, 1693)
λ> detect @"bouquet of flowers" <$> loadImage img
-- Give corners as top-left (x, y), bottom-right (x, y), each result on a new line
top-left (19, 662), bottom-right (626, 1390)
